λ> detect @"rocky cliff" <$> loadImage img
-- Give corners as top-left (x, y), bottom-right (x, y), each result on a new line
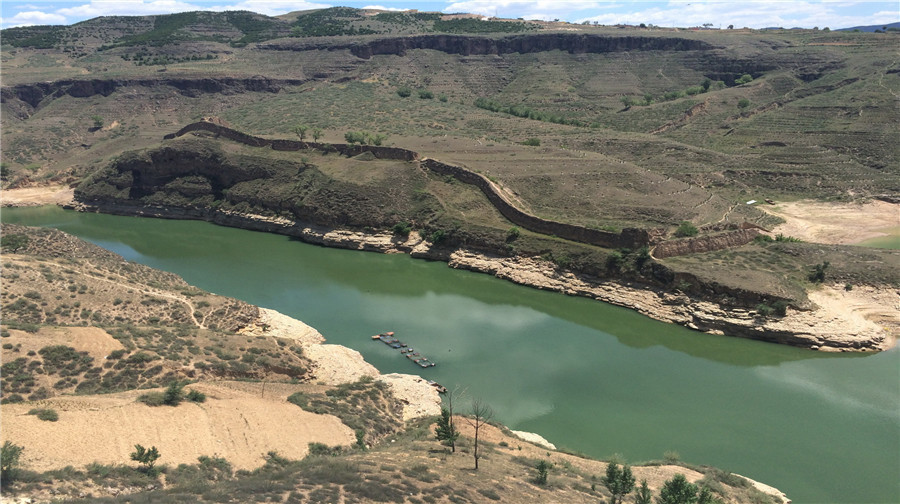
top-left (0, 77), bottom-right (306, 118)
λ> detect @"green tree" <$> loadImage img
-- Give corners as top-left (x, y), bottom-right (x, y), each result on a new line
top-left (163, 381), bottom-right (185, 405)
top-left (130, 444), bottom-right (160, 471)
top-left (604, 462), bottom-right (636, 504)
top-left (657, 473), bottom-right (698, 504)
top-left (634, 246), bottom-right (652, 269)
top-left (311, 127), bottom-right (323, 142)
top-left (636, 479), bottom-right (653, 504)
top-left (292, 124), bottom-right (308, 141)
top-left (738, 98), bottom-right (751, 109)
top-left (606, 251), bottom-right (624, 271)
top-left (675, 221), bottom-right (699, 237)
top-left (1, 233), bottom-right (29, 253)
top-left (91, 115), bottom-right (104, 129)
top-left (535, 459), bottom-right (552, 485)
top-left (808, 261), bottom-right (829, 283)
top-left (697, 485), bottom-right (721, 504)
top-left (435, 407), bottom-right (459, 449)
top-left (1, 441), bottom-right (24, 484)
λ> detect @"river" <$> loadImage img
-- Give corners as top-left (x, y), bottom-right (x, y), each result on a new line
top-left (3, 206), bottom-right (898, 503)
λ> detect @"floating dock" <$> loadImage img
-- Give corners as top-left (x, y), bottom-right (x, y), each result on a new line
top-left (371, 332), bottom-right (438, 370)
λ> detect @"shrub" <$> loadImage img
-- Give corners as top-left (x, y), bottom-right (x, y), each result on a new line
top-left (130, 444), bottom-right (160, 471)
top-left (674, 221), bottom-right (699, 237)
top-left (1, 441), bottom-right (24, 483)
top-left (522, 137), bottom-right (540, 146)
top-left (606, 251), bottom-right (624, 271)
top-left (1, 233), bottom-right (29, 253)
top-left (418, 89), bottom-right (434, 99)
top-left (137, 391), bottom-right (167, 406)
top-left (535, 459), bottom-right (551, 485)
top-left (187, 389), bottom-right (206, 403)
top-left (27, 408), bottom-right (59, 421)
top-left (396, 86), bottom-right (411, 97)
top-left (392, 222), bottom-right (412, 237)
top-left (738, 98), bottom-right (751, 109)
top-left (756, 303), bottom-right (773, 317)
top-left (808, 261), bottom-right (829, 283)
top-left (308, 442), bottom-right (343, 457)
top-left (506, 226), bottom-right (521, 242)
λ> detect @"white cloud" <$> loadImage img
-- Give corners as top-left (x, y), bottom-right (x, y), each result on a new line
top-left (217, 0), bottom-right (331, 16)
top-left (361, 4), bottom-right (413, 11)
top-left (576, 0), bottom-right (897, 29)
top-left (5, 10), bottom-right (68, 26)
top-left (57, 0), bottom-right (208, 18)
top-left (443, 0), bottom-right (609, 18)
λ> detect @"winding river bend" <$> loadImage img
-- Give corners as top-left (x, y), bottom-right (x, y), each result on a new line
top-left (4, 206), bottom-right (898, 504)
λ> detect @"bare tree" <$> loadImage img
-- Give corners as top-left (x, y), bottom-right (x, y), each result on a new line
top-left (465, 398), bottom-right (493, 470)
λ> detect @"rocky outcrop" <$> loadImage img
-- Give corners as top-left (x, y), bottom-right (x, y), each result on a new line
top-left (445, 250), bottom-right (890, 352)
top-left (0, 77), bottom-right (306, 118)
top-left (653, 229), bottom-right (760, 258)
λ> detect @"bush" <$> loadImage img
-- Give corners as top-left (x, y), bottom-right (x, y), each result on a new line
top-left (1, 441), bottom-right (23, 483)
top-left (606, 251), bottom-right (624, 271)
top-left (137, 391), bottom-right (167, 406)
top-left (27, 408), bottom-right (59, 421)
top-left (522, 137), bottom-right (540, 146)
top-left (506, 226), bottom-right (521, 242)
top-left (392, 222), bottom-right (412, 237)
top-left (735, 74), bottom-right (753, 85)
top-left (808, 261), bottom-right (829, 283)
top-left (1, 233), bottom-right (30, 253)
top-left (418, 89), bottom-right (434, 99)
top-left (674, 221), bottom-right (699, 237)
top-left (396, 86), bottom-right (411, 98)
top-left (738, 98), bottom-right (751, 109)
top-left (187, 389), bottom-right (206, 403)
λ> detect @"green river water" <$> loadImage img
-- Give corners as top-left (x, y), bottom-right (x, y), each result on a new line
top-left (3, 206), bottom-right (898, 503)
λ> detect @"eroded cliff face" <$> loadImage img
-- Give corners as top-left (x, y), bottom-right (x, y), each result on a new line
top-left (0, 77), bottom-right (305, 118)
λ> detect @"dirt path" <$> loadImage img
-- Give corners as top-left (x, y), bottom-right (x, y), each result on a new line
top-left (762, 199), bottom-right (899, 245)
top-left (1, 185), bottom-right (75, 207)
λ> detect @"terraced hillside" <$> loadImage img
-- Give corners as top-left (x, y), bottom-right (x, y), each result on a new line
top-left (1, 8), bottom-right (897, 328)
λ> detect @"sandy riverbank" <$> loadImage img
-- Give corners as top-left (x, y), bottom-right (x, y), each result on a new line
top-left (1, 185), bottom-right (75, 207)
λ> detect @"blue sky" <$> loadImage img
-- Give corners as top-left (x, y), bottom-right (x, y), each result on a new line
top-left (2, 0), bottom-right (898, 30)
